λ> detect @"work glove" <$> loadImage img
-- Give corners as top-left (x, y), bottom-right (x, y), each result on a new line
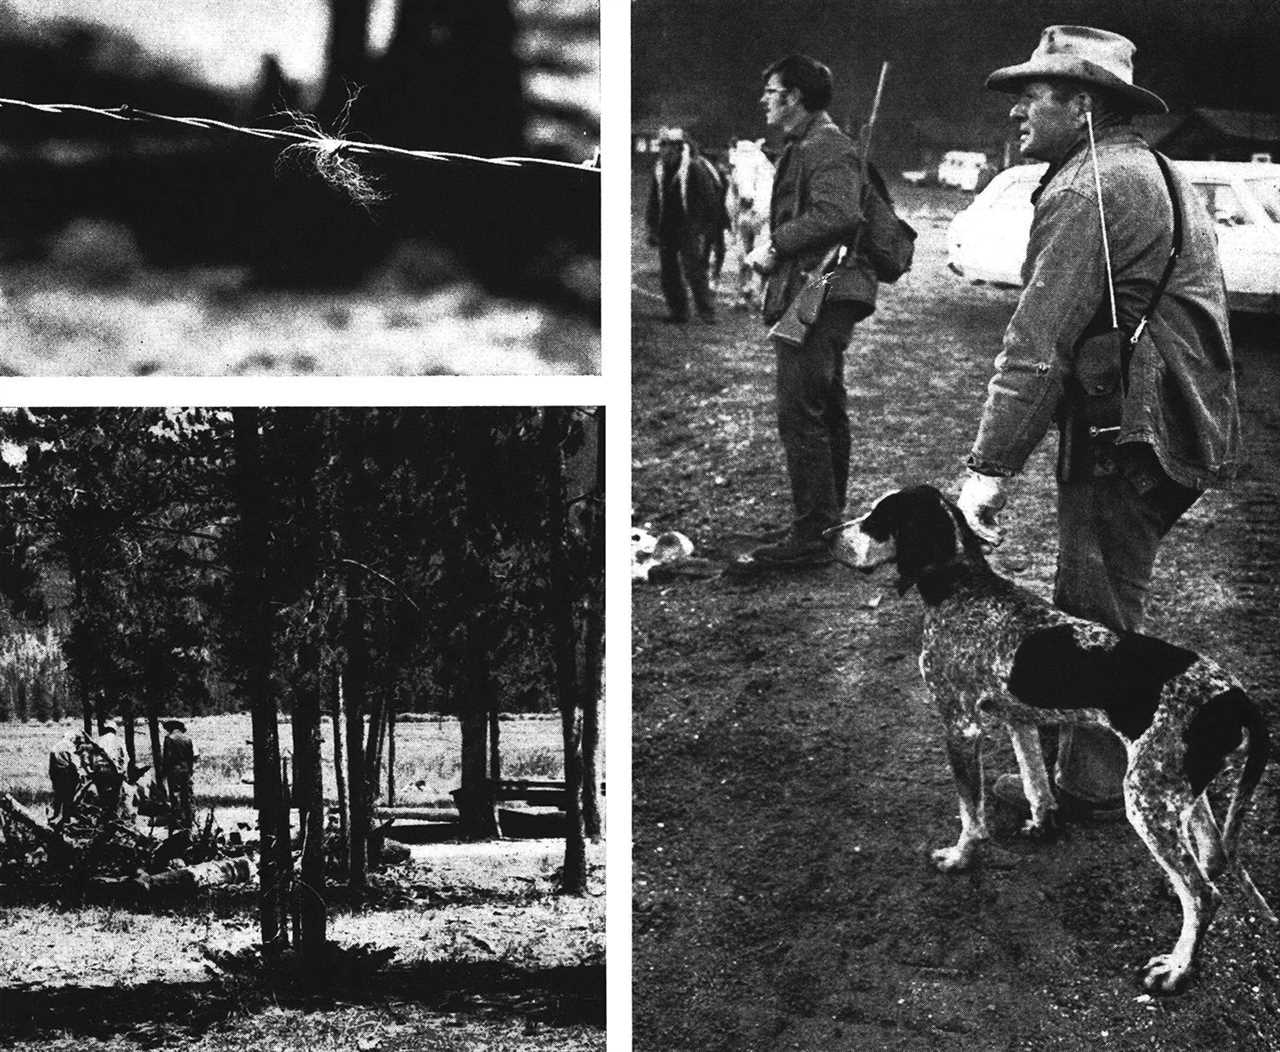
top-left (744, 242), bottom-right (777, 275)
top-left (956, 471), bottom-right (1007, 547)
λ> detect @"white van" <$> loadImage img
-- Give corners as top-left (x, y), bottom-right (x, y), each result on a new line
top-left (946, 160), bottom-right (1280, 315)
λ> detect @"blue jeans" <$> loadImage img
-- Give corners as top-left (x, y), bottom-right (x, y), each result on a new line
top-left (773, 300), bottom-right (862, 540)
top-left (1052, 465), bottom-right (1200, 802)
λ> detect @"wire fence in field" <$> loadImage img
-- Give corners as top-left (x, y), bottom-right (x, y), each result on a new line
top-left (0, 97), bottom-right (600, 206)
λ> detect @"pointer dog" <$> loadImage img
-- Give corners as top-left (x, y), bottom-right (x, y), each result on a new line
top-left (826, 485), bottom-right (1275, 993)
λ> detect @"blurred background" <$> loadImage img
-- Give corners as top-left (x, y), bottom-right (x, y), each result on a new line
top-left (633, 0), bottom-right (1280, 175)
top-left (0, 0), bottom-right (600, 375)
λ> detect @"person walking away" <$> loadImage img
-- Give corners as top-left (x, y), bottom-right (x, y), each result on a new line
top-left (954, 26), bottom-right (1240, 818)
top-left (742, 54), bottom-right (879, 570)
top-left (161, 719), bottom-right (196, 833)
top-left (645, 126), bottom-right (726, 323)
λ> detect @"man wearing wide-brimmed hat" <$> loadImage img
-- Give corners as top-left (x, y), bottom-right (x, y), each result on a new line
top-left (954, 27), bottom-right (1240, 819)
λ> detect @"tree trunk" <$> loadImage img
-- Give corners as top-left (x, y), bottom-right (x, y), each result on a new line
top-left (320, 0), bottom-right (372, 122)
top-left (457, 705), bottom-right (499, 840)
top-left (364, 688), bottom-right (387, 811)
top-left (488, 706), bottom-right (501, 782)
top-left (363, 0), bottom-right (524, 154)
top-left (543, 409), bottom-right (587, 893)
top-left (69, 556), bottom-right (93, 737)
top-left (343, 581), bottom-right (369, 889)
top-left (560, 699), bottom-right (587, 891)
top-left (581, 409), bottom-right (604, 840)
top-left (121, 697), bottom-right (137, 769)
top-left (232, 407), bottom-right (288, 947)
top-left (147, 710), bottom-right (166, 804)
top-left (290, 650), bottom-right (327, 954)
top-left (386, 704), bottom-right (397, 806)
top-left (332, 672), bottom-right (348, 863)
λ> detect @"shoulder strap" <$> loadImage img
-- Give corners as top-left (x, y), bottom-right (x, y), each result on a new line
top-left (1121, 149), bottom-right (1182, 392)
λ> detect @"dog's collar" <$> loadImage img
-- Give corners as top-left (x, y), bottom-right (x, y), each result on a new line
top-left (822, 517), bottom-right (863, 538)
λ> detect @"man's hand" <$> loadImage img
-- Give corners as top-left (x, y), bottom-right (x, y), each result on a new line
top-left (956, 471), bottom-right (1007, 546)
top-left (744, 242), bottom-right (777, 275)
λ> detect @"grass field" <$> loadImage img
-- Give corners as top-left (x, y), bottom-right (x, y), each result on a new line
top-left (0, 711), bottom-right (567, 816)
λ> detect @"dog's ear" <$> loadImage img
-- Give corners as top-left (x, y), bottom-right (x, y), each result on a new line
top-left (891, 488), bottom-right (959, 593)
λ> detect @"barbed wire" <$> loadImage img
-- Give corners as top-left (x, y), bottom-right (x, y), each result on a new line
top-left (0, 97), bottom-right (601, 175)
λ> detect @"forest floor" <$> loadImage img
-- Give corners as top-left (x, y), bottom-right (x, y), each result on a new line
top-left (0, 838), bottom-right (605, 1051)
top-left (0, 712), bottom-right (603, 1051)
top-left (632, 173), bottom-right (1280, 1050)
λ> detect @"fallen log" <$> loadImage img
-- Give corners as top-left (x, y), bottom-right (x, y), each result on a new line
top-left (0, 792), bottom-right (76, 863)
top-left (88, 856), bottom-right (256, 902)
top-left (132, 856), bottom-right (254, 896)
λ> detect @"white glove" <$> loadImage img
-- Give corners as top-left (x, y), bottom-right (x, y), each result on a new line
top-left (744, 242), bottom-right (777, 275)
top-left (956, 471), bottom-right (1007, 546)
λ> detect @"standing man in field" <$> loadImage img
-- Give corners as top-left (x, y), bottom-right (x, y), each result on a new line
top-left (955, 27), bottom-right (1240, 818)
top-left (646, 126), bottom-right (726, 324)
top-left (161, 719), bottom-right (196, 832)
top-left (741, 54), bottom-right (877, 571)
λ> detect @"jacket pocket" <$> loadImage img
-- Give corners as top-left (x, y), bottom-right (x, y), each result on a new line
top-left (1073, 328), bottom-right (1127, 432)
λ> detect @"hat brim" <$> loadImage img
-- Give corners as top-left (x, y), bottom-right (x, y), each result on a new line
top-left (987, 58), bottom-right (1167, 114)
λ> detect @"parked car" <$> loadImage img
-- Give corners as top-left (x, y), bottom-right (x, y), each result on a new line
top-left (947, 160), bottom-right (1280, 314)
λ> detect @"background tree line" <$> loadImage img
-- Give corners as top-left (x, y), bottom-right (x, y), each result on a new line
top-left (633, 0), bottom-right (1280, 169)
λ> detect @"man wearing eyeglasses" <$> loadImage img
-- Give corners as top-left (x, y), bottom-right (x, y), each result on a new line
top-left (743, 54), bottom-right (878, 571)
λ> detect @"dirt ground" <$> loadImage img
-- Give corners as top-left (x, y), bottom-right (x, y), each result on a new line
top-left (0, 838), bottom-right (604, 1051)
top-left (631, 174), bottom-right (1280, 1050)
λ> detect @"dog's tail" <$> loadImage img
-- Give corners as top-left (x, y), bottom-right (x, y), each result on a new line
top-left (1219, 692), bottom-right (1276, 922)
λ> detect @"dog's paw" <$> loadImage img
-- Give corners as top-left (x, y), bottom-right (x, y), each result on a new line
top-left (1019, 812), bottom-right (1064, 841)
top-left (931, 845), bottom-right (973, 872)
top-left (1141, 953), bottom-right (1193, 995)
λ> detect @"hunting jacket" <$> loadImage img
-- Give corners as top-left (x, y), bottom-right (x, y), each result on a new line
top-left (646, 144), bottom-right (727, 243)
top-left (764, 110), bottom-right (877, 324)
top-left (968, 125), bottom-right (1240, 489)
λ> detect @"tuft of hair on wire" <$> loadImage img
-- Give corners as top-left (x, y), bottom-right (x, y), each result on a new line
top-left (273, 88), bottom-right (387, 208)
top-left (0, 94), bottom-right (600, 209)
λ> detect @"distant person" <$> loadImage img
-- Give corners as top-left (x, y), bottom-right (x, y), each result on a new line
top-left (741, 54), bottom-right (879, 571)
top-left (955, 26), bottom-right (1240, 820)
top-left (92, 722), bottom-right (128, 817)
top-left (161, 720), bottom-right (196, 832)
top-left (48, 727), bottom-right (85, 824)
top-left (645, 126), bottom-right (727, 323)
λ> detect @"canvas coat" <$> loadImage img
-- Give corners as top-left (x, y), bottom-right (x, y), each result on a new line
top-left (763, 110), bottom-right (878, 324)
top-left (968, 125), bottom-right (1240, 490)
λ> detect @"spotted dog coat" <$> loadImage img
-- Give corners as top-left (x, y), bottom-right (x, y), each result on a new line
top-left (827, 485), bottom-right (1276, 994)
